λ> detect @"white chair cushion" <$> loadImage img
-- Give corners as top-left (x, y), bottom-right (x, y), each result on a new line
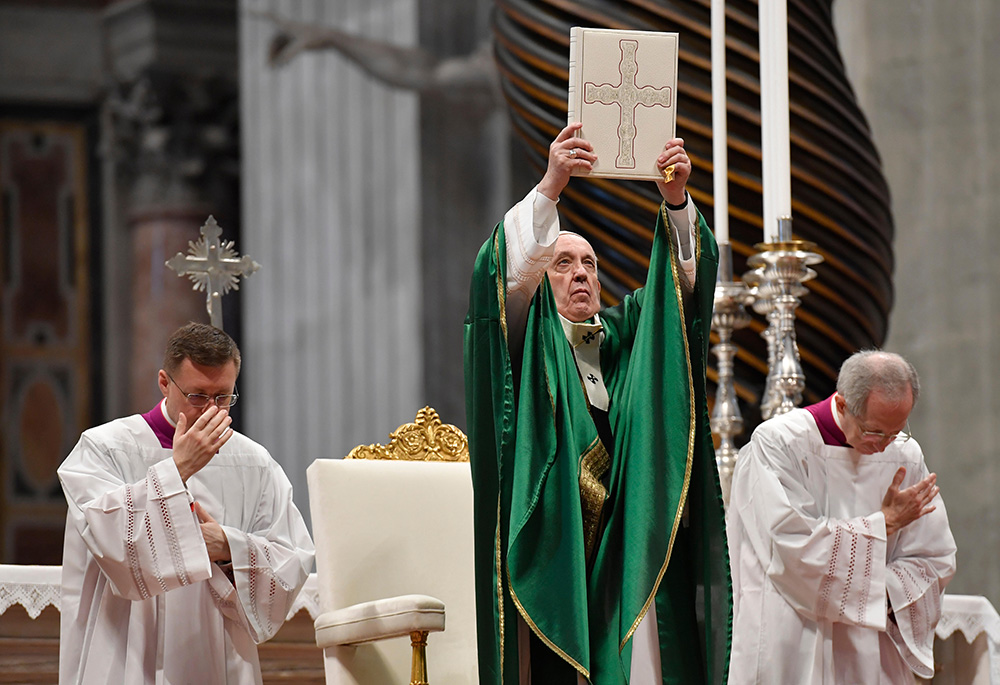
top-left (314, 594), bottom-right (445, 648)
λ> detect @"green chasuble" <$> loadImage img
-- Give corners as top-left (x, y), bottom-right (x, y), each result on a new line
top-left (464, 202), bottom-right (732, 684)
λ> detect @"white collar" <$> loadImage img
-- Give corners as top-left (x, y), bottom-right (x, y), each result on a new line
top-left (558, 312), bottom-right (604, 349)
top-left (831, 394), bottom-right (847, 432)
top-left (159, 398), bottom-right (177, 428)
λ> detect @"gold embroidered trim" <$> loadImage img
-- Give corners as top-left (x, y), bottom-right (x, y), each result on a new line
top-left (495, 230), bottom-right (508, 344)
top-left (579, 437), bottom-right (610, 561)
top-left (495, 496), bottom-right (505, 681)
top-left (508, 568), bottom-right (590, 680)
top-left (621, 202), bottom-right (698, 650)
top-left (544, 355), bottom-right (556, 413)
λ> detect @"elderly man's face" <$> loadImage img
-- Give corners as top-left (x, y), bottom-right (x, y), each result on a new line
top-left (836, 388), bottom-right (914, 455)
top-left (547, 233), bottom-right (602, 323)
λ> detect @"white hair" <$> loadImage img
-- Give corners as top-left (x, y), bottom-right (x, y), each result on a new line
top-left (836, 349), bottom-right (920, 417)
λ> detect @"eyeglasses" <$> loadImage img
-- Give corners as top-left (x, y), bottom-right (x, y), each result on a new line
top-left (166, 372), bottom-right (239, 408)
top-left (855, 416), bottom-right (912, 443)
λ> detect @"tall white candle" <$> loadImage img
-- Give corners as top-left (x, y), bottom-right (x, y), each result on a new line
top-left (712, 0), bottom-right (729, 245)
top-left (759, 0), bottom-right (792, 242)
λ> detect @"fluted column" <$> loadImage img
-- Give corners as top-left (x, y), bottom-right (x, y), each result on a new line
top-left (240, 0), bottom-right (422, 513)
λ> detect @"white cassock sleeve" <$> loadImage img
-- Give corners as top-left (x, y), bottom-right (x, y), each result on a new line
top-left (730, 426), bottom-right (890, 630)
top-left (213, 465), bottom-right (315, 643)
top-left (59, 432), bottom-right (214, 602)
top-left (664, 196), bottom-right (699, 291)
top-left (883, 459), bottom-right (956, 675)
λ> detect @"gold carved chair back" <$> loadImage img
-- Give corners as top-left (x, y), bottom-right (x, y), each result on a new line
top-left (345, 407), bottom-right (468, 463)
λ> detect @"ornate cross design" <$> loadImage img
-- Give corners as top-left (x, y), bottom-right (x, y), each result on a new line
top-left (582, 331), bottom-right (597, 345)
top-left (584, 40), bottom-right (673, 169)
top-left (587, 373), bottom-right (599, 384)
top-left (165, 216), bottom-right (260, 330)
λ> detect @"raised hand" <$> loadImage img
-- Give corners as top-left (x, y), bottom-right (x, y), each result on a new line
top-left (654, 137), bottom-right (692, 206)
top-left (537, 122), bottom-right (596, 202)
top-left (881, 467), bottom-right (939, 536)
top-left (194, 501), bottom-right (232, 563)
top-left (172, 406), bottom-right (233, 483)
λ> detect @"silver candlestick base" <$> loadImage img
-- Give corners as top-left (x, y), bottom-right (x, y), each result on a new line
top-left (746, 225), bottom-right (823, 419)
top-left (710, 247), bottom-right (753, 505)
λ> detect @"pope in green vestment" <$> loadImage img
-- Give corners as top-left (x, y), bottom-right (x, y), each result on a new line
top-left (463, 125), bottom-right (731, 684)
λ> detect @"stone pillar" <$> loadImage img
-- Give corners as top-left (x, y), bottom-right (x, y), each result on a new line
top-left (103, 0), bottom-right (241, 415)
top-left (240, 0), bottom-right (422, 515)
top-left (105, 70), bottom-right (240, 413)
top-left (127, 205), bottom-right (209, 412)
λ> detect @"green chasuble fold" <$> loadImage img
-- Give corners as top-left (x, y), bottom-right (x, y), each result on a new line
top-left (464, 203), bottom-right (732, 684)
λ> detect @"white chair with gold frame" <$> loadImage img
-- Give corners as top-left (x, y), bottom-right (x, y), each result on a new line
top-left (307, 407), bottom-right (478, 685)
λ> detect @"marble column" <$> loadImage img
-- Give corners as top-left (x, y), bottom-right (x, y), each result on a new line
top-left (102, 0), bottom-right (241, 416)
top-left (104, 70), bottom-right (241, 413)
top-left (127, 205), bottom-right (210, 413)
top-left (240, 0), bottom-right (422, 516)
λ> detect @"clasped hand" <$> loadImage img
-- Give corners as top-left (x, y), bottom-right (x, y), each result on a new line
top-left (194, 501), bottom-right (232, 563)
top-left (881, 467), bottom-right (939, 536)
top-left (172, 405), bottom-right (233, 483)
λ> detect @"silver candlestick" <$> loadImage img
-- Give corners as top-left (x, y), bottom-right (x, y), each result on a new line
top-left (742, 266), bottom-right (779, 418)
top-left (710, 242), bottom-right (753, 505)
top-left (746, 217), bottom-right (822, 419)
top-left (742, 265), bottom-right (808, 419)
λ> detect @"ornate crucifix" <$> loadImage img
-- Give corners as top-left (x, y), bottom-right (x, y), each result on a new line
top-left (165, 216), bottom-right (260, 330)
top-left (584, 40), bottom-right (673, 169)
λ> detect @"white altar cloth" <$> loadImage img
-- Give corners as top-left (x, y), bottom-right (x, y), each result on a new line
top-left (0, 564), bottom-right (320, 621)
top-left (929, 594), bottom-right (1000, 684)
top-left (0, 564), bottom-right (996, 684)
top-left (0, 565), bottom-right (62, 619)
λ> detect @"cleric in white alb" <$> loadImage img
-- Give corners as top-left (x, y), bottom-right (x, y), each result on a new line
top-left (727, 350), bottom-right (956, 684)
top-left (58, 323), bottom-right (314, 684)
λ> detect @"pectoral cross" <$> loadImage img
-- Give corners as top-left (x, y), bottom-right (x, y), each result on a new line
top-left (165, 216), bottom-right (260, 330)
top-left (584, 40), bottom-right (673, 169)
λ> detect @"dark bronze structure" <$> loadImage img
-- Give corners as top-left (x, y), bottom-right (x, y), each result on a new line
top-left (493, 0), bottom-right (894, 419)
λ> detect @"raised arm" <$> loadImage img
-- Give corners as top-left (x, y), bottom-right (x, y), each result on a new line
top-left (654, 138), bottom-right (691, 207)
top-left (503, 124), bottom-right (594, 347)
top-left (654, 138), bottom-right (699, 290)
top-left (536, 122), bottom-right (595, 201)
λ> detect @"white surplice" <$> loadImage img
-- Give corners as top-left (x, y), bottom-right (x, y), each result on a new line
top-left (58, 413), bottom-right (315, 685)
top-left (727, 408), bottom-right (957, 684)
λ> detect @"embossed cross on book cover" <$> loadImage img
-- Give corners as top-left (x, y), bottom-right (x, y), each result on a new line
top-left (568, 27), bottom-right (679, 181)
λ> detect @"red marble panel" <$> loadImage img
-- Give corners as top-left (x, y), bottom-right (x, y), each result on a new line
top-left (3, 135), bottom-right (72, 343)
top-left (0, 119), bottom-right (90, 563)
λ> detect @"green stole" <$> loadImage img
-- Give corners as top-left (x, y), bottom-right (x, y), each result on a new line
top-left (463, 203), bottom-right (731, 684)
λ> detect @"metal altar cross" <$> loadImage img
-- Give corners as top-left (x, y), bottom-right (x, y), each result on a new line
top-left (584, 40), bottom-right (673, 168)
top-left (165, 216), bottom-right (260, 330)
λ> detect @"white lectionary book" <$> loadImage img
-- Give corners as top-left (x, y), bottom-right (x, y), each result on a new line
top-left (568, 27), bottom-right (679, 181)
